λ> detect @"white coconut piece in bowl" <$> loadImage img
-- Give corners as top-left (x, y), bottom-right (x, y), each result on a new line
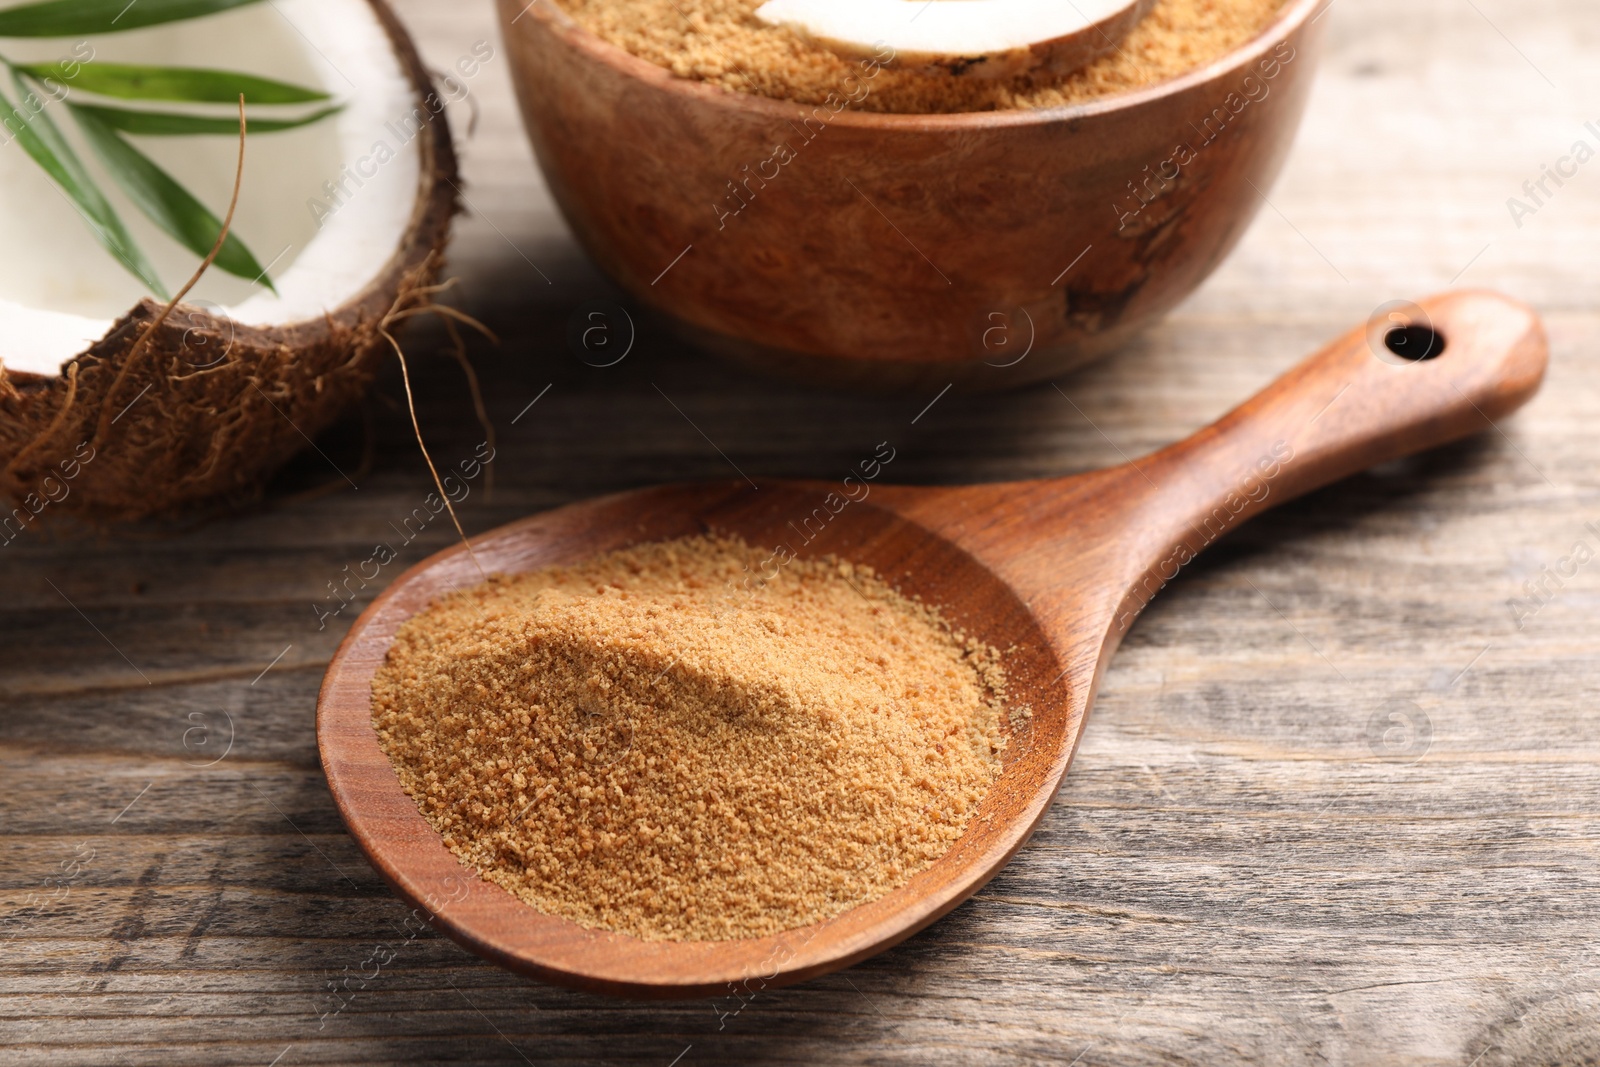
top-left (752, 0), bottom-right (1156, 79)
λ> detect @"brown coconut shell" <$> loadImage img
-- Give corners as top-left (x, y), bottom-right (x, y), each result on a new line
top-left (0, 0), bottom-right (459, 524)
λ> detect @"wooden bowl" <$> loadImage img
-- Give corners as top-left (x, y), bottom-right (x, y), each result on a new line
top-left (496, 0), bottom-right (1327, 390)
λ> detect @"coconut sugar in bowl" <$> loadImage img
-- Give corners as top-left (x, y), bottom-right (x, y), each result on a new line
top-left (496, 0), bottom-right (1326, 390)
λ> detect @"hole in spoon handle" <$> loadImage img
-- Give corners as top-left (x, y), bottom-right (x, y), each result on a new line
top-left (1132, 289), bottom-right (1547, 568)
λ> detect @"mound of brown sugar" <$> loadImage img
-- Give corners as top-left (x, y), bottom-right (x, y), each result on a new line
top-left (372, 535), bottom-right (1008, 941)
top-left (560, 0), bottom-right (1287, 114)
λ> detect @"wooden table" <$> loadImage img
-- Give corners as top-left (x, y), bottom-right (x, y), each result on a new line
top-left (5, 0), bottom-right (1599, 1062)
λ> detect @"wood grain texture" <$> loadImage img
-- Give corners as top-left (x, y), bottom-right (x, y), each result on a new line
top-left (5, 0), bottom-right (1600, 1062)
top-left (495, 0), bottom-right (1325, 388)
top-left (318, 482), bottom-right (1074, 997)
top-left (316, 290), bottom-right (1542, 997)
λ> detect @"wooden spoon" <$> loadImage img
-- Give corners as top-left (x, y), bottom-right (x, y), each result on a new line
top-left (318, 290), bottom-right (1546, 998)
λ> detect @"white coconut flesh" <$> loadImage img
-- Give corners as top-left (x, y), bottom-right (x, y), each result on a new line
top-left (753, 0), bottom-right (1147, 79)
top-left (0, 0), bottom-right (421, 378)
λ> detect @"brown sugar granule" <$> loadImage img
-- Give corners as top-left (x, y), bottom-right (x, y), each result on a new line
top-left (372, 535), bottom-right (1009, 941)
top-left (559, 0), bottom-right (1288, 114)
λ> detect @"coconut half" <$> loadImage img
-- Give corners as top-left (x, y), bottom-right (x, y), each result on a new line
top-left (0, 0), bottom-right (457, 521)
top-left (753, 0), bottom-right (1156, 79)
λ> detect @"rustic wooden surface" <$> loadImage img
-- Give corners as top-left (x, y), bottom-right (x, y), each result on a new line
top-left (311, 288), bottom-right (1545, 1001)
top-left (4, 0), bottom-right (1600, 1062)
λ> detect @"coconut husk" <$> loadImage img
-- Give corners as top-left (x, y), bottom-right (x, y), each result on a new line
top-left (0, 0), bottom-right (460, 525)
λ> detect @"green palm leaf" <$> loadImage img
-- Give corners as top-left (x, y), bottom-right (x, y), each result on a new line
top-left (0, 0), bottom-right (266, 37)
top-left (19, 61), bottom-right (329, 103)
top-left (67, 101), bottom-right (340, 135)
top-left (72, 104), bottom-right (276, 292)
top-left (0, 73), bottom-right (166, 296)
top-left (0, 0), bottom-right (341, 298)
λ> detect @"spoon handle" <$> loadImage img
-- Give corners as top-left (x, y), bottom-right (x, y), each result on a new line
top-left (1115, 288), bottom-right (1546, 615)
top-left (873, 289), bottom-right (1545, 646)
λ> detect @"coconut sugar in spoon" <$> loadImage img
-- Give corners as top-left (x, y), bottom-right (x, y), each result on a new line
top-left (319, 290), bottom-right (1545, 998)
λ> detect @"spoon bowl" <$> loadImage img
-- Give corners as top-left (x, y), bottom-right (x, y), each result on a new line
top-left (319, 290), bottom-right (1547, 997)
top-left (320, 480), bottom-right (1076, 996)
